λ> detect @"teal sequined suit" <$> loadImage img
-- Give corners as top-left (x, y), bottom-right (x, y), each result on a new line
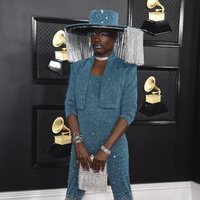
top-left (65, 52), bottom-right (137, 200)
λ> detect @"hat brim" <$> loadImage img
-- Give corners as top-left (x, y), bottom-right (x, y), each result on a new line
top-left (65, 23), bottom-right (125, 36)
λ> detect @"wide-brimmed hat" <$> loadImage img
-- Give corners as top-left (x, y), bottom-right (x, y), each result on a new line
top-left (66, 9), bottom-right (125, 35)
top-left (65, 9), bottom-right (144, 65)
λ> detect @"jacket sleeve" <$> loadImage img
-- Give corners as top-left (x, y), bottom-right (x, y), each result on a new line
top-left (64, 63), bottom-right (78, 118)
top-left (120, 65), bottom-right (138, 125)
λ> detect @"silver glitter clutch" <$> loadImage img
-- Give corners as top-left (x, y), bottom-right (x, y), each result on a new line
top-left (78, 157), bottom-right (107, 192)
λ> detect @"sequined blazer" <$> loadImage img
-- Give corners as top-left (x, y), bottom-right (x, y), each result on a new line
top-left (65, 52), bottom-right (137, 125)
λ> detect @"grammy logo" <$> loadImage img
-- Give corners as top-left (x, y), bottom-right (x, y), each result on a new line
top-left (148, 0), bottom-right (165, 22)
top-left (52, 117), bottom-right (72, 145)
top-left (139, 76), bottom-right (168, 116)
top-left (145, 76), bottom-right (161, 103)
top-left (48, 30), bottom-right (69, 74)
top-left (141, 0), bottom-right (172, 35)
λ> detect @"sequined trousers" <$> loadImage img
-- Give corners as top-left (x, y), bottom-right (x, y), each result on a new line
top-left (65, 75), bottom-right (133, 200)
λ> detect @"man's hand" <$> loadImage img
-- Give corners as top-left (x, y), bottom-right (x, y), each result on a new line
top-left (75, 143), bottom-right (91, 171)
top-left (91, 150), bottom-right (109, 172)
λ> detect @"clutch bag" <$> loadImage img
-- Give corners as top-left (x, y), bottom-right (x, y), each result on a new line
top-left (78, 156), bottom-right (108, 192)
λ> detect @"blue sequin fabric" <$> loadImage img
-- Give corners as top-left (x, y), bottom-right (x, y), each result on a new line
top-left (89, 9), bottom-right (118, 26)
top-left (65, 53), bottom-right (137, 200)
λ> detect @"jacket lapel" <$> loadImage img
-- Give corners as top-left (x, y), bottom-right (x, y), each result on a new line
top-left (76, 58), bottom-right (93, 109)
top-left (100, 55), bottom-right (122, 108)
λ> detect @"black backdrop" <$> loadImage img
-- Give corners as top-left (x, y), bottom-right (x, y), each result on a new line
top-left (0, 0), bottom-right (200, 192)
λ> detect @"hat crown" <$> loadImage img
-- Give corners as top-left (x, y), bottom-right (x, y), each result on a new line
top-left (89, 10), bottom-right (119, 26)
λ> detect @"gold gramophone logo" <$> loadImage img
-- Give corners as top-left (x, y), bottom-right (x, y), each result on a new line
top-left (144, 76), bottom-right (161, 103)
top-left (148, 0), bottom-right (165, 22)
top-left (48, 30), bottom-right (68, 74)
top-left (141, 0), bottom-right (172, 35)
top-left (139, 76), bottom-right (168, 116)
top-left (52, 117), bottom-right (72, 145)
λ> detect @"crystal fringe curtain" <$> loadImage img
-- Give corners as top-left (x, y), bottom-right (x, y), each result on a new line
top-left (65, 27), bottom-right (144, 65)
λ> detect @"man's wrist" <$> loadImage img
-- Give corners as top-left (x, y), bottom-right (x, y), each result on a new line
top-left (72, 132), bottom-right (83, 144)
top-left (100, 145), bottom-right (111, 155)
top-left (72, 131), bottom-right (80, 136)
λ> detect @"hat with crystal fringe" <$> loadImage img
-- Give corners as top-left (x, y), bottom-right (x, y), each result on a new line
top-left (65, 9), bottom-right (144, 65)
